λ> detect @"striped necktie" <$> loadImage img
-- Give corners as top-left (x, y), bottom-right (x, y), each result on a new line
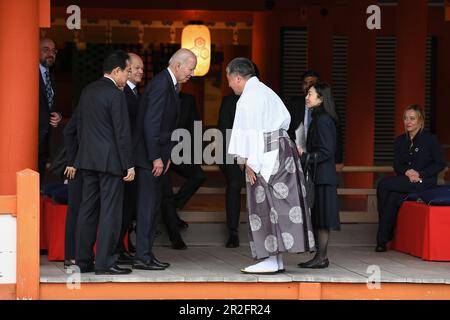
top-left (44, 70), bottom-right (54, 110)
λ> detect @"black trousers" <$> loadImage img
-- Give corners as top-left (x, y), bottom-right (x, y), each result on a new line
top-left (376, 175), bottom-right (434, 244)
top-left (38, 137), bottom-right (48, 187)
top-left (171, 163), bottom-right (206, 210)
top-left (220, 163), bottom-right (245, 237)
top-left (64, 173), bottom-right (83, 260)
top-left (161, 173), bottom-right (184, 242)
top-left (115, 179), bottom-right (137, 255)
top-left (75, 170), bottom-right (123, 270)
top-left (135, 167), bottom-right (163, 262)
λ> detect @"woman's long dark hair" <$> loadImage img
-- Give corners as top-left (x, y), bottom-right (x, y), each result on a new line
top-left (312, 82), bottom-right (339, 124)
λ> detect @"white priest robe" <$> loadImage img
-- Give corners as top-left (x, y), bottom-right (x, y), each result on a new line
top-left (228, 77), bottom-right (291, 183)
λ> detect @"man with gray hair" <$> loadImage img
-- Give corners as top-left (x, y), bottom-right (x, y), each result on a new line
top-left (133, 48), bottom-right (197, 270)
top-left (227, 57), bottom-right (315, 274)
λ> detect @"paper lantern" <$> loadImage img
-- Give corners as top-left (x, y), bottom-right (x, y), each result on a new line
top-left (181, 24), bottom-right (211, 76)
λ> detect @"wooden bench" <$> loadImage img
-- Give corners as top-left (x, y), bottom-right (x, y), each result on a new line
top-left (177, 166), bottom-right (448, 224)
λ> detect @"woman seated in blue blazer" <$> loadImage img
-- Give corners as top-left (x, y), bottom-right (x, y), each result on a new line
top-left (376, 104), bottom-right (445, 252)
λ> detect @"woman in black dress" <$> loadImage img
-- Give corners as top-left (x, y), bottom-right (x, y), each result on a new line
top-left (297, 82), bottom-right (340, 269)
top-left (375, 105), bottom-right (445, 252)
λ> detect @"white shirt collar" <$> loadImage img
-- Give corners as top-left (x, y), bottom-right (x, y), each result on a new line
top-left (39, 63), bottom-right (48, 74)
top-left (104, 75), bottom-right (118, 87)
top-left (167, 67), bottom-right (177, 86)
top-left (39, 64), bottom-right (49, 83)
top-left (241, 76), bottom-right (259, 96)
top-left (126, 80), bottom-right (136, 90)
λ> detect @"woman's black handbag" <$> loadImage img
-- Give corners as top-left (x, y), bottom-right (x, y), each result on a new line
top-left (304, 153), bottom-right (317, 208)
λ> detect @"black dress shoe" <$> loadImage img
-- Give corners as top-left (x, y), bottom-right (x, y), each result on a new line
top-left (77, 264), bottom-right (95, 273)
top-left (64, 259), bottom-right (75, 269)
top-left (375, 243), bottom-right (387, 252)
top-left (171, 239), bottom-right (187, 250)
top-left (117, 251), bottom-right (135, 264)
top-left (225, 236), bottom-right (239, 248)
top-left (132, 260), bottom-right (166, 271)
top-left (95, 265), bottom-right (132, 275)
top-left (152, 257), bottom-right (170, 268)
top-left (298, 258), bottom-right (329, 269)
top-left (177, 219), bottom-right (189, 229)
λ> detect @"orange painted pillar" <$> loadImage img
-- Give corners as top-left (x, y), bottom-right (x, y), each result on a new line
top-left (435, 11), bottom-right (450, 165)
top-left (0, 0), bottom-right (43, 195)
top-left (394, 0), bottom-right (428, 135)
top-left (345, 0), bottom-right (376, 188)
top-left (307, 5), bottom-right (333, 83)
top-left (252, 11), bottom-right (281, 93)
top-left (16, 169), bottom-right (40, 300)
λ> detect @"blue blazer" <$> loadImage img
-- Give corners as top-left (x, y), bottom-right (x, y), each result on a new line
top-left (394, 130), bottom-right (445, 185)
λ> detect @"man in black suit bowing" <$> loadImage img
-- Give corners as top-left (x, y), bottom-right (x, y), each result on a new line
top-left (115, 53), bottom-right (144, 263)
top-left (39, 38), bottom-right (62, 186)
top-left (74, 50), bottom-right (135, 275)
top-left (133, 48), bottom-right (197, 270)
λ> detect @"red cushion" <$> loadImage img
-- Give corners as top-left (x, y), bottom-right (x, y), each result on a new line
top-left (392, 202), bottom-right (450, 261)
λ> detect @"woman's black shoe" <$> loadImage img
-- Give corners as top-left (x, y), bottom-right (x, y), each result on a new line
top-left (298, 258), bottom-right (329, 269)
top-left (375, 243), bottom-right (387, 252)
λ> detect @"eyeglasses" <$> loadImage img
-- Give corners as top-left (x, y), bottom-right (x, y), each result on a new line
top-left (41, 47), bottom-right (58, 55)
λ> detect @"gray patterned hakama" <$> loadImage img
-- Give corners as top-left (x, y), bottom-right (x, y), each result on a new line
top-left (246, 130), bottom-right (316, 260)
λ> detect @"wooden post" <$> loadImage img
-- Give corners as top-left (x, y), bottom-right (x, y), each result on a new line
top-left (16, 169), bottom-right (40, 300)
top-left (0, 0), bottom-right (40, 195)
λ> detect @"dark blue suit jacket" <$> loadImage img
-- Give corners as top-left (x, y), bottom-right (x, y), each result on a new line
top-left (301, 107), bottom-right (338, 186)
top-left (74, 77), bottom-right (133, 176)
top-left (133, 69), bottom-right (180, 169)
top-left (394, 130), bottom-right (445, 184)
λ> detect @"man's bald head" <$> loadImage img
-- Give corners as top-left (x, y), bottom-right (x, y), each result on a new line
top-left (168, 48), bottom-right (197, 84)
top-left (128, 52), bottom-right (144, 85)
top-left (40, 38), bottom-right (57, 68)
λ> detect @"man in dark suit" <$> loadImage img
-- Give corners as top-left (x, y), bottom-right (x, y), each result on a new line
top-left (218, 94), bottom-right (244, 248)
top-left (39, 38), bottom-right (62, 186)
top-left (170, 87), bottom-right (206, 229)
top-left (62, 107), bottom-right (81, 269)
top-left (115, 53), bottom-right (144, 263)
top-left (74, 50), bottom-right (135, 275)
top-left (133, 49), bottom-right (197, 270)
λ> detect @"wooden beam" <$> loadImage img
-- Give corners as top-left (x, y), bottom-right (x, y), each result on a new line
top-left (39, 282), bottom-right (450, 300)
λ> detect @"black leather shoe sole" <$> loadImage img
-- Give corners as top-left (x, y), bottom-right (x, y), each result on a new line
top-left (375, 244), bottom-right (387, 252)
top-left (64, 260), bottom-right (75, 269)
top-left (95, 266), bottom-right (132, 275)
top-left (132, 263), bottom-right (166, 271)
top-left (298, 259), bottom-right (329, 269)
top-left (152, 259), bottom-right (170, 268)
top-left (171, 242), bottom-right (187, 250)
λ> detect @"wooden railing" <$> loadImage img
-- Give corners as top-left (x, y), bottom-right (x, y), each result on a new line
top-left (180, 165), bottom-right (448, 224)
top-left (0, 169), bottom-right (40, 300)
